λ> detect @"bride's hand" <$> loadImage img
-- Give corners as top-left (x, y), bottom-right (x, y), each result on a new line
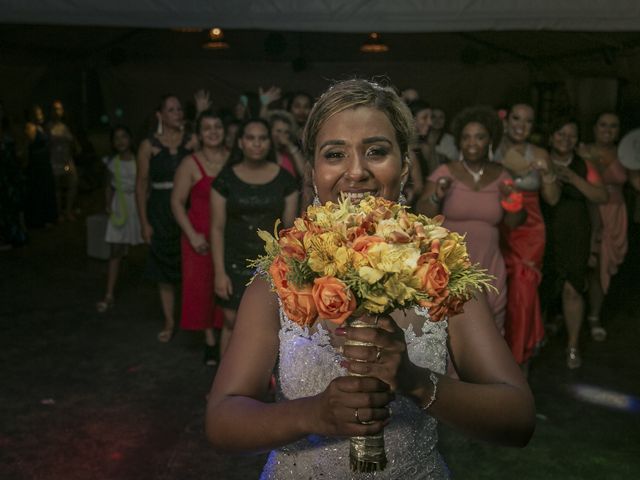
top-left (309, 375), bottom-right (393, 438)
top-left (338, 314), bottom-right (416, 393)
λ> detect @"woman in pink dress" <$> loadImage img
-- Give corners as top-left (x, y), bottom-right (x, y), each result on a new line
top-left (417, 106), bottom-right (526, 332)
top-left (587, 112), bottom-right (640, 342)
top-left (171, 111), bottom-right (228, 365)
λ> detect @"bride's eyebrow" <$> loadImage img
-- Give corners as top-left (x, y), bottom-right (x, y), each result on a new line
top-left (363, 136), bottom-right (392, 145)
top-left (318, 140), bottom-right (346, 149)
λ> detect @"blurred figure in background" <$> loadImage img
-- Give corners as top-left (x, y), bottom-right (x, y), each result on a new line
top-left (96, 125), bottom-right (143, 313)
top-left (24, 105), bottom-right (57, 228)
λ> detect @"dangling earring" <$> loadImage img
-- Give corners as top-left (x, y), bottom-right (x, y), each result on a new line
top-left (398, 181), bottom-right (407, 205)
top-left (312, 183), bottom-right (321, 206)
top-left (156, 119), bottom-right (163, 136)
top-left (458, 151), bottom-right (464, 162)
top-left (488, 143), bottom-right (494, 162)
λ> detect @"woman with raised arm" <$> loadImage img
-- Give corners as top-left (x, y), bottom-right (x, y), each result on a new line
top-left (136, 94), bottom-right (197, 342)
top-left (171, 110), bottom-right (228, 365)
top-left (206, 80), bottom-right (535, 479)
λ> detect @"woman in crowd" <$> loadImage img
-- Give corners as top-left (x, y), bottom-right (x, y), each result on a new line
top-left (268, 110), bottom-right (306, 179)
top-left (541, 118), bottom-right (608, 368)
top-left (495, 103), bottom-right (560, 369)
top-left (427, 107), bottom-right (459, 163)
top-left (24, 105), bottom-right (57, 228)
top-left (287, 91), bottom-right (313, 131)
top-left (586, 112), bottom-right (640, 341)
top-left (96, 125), bottom-right (143, 312)
top-left (0, 103), bottom-right (27, 248)
top-left (48, 99), bottom-right (80, 222)
top-left (206, 80), bottom-right (535, 479)
top-left (417, 106), bottom-right (526, 333)
top-left (210, 118), bottom-right (298, 355)
top-left (136, 94), bottom-right (197, 342)
top-left (171, 110), bottom-right (228, 365)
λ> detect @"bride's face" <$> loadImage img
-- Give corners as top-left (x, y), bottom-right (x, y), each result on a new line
top-left (312, 106), bottom-right (407, 204)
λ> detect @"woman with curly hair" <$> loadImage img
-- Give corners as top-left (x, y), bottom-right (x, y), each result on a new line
top-left (417, 106), bottom-right (526, 332)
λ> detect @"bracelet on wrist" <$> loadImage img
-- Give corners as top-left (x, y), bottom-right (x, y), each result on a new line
top-left (421, 371), bottom-right (439, 411)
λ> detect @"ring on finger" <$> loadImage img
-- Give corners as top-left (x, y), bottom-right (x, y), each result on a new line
top-left (375, 347), bottom-right (382, 363)
top-left (354, 407), bottom-right (363, 424)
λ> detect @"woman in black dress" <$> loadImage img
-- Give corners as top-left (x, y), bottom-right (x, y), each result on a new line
top-left (211, 118), bottom-right (299, 355)
top-left (541, 118), bottom-right (608, 369)
top-left (136, 94), bottom-right (197, 342)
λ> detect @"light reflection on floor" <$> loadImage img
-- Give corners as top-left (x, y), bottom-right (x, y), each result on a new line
top-left (568, 384), bottom-right (640, 412)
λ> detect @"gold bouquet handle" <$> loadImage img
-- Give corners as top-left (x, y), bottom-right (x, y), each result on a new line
top-left (345, 317), bottom-right (388, 472)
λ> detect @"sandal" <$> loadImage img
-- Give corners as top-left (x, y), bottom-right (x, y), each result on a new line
top-left (157, 325), bottom-right (174, 343)
top-left (588, 316), bottom-right (607, 342)
top-left (203, 344), bottom-right (219, 366)
top-left (96, 296), bottom-right (115, 313)
top-left (566, 347), bottom-right (582, 369)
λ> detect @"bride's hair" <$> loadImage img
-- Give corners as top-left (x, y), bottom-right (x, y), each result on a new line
top-left (301, 79), bottom-right (414, 164)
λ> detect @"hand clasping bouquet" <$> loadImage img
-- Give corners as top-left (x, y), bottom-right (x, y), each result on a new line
top-left (251, 194), bottom-right (493, 472)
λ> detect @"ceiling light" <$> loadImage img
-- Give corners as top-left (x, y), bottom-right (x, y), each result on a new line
top-left (360, 32), bottom-right (389, 53)
top-left (202, 27), bottom-right (229, 50)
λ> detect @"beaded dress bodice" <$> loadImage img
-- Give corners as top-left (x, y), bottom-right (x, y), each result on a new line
top-left (260, 307), bottom-right (450, 480)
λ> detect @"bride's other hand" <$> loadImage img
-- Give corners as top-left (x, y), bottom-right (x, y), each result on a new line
top-left (339, 314), bottom-right (419, 394)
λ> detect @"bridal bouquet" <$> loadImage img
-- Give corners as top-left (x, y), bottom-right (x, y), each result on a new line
top-left (251, 195), bottom-right (493, 472)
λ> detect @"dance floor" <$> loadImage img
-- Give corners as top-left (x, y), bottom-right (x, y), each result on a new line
top-left (1, 191), bottom-right (639, 480)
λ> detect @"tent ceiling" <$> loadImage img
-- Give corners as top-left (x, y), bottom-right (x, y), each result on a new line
top-left (2, 0), bottom-right (640, 32)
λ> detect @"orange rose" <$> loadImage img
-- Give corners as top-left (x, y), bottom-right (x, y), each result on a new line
top-left (420, 295), bottom-right (465, 322)
top-left (415, 258), bottom-right (450, 298)
top-left (269, 256), bottom-right (289, 291)
top-left (280, 285), bottom-right (318, 327)
top-left (312, 276), bottom-right (357, 325)
top-left (279, 227), bottom-right (306, 261)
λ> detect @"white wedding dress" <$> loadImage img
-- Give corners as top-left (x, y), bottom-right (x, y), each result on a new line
top-left (260, 307), bottom-right (451, 479)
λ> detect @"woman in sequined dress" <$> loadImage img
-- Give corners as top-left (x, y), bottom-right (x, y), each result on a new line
top-left (210, 118), bottom-right (299, 355)
top-left (206, 80), bottom-right (535, 479)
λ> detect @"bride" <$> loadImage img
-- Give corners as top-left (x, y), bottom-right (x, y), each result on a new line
top-left (206, 79), bottom-right (535, 479)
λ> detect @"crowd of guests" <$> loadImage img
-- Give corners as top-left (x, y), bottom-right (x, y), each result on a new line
top-left (2, 84), bottom-right (639, 375)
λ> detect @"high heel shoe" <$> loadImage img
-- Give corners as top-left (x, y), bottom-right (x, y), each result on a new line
top-left (157, 325), bottom-right (175, 343)
top-left (96, 296), bottom-right (115, 313)
top-left (588, 315), bottom-right (607, 342)
top-left (203, 344), bottom-right (219, 366)
top-left (566, 347), bottom-right (582, 369)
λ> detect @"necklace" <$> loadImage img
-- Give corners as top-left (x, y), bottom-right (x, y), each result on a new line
top-left (552, 155), bottom-right (573, 167)
top-left (461, 160), bottom-right (485, 183)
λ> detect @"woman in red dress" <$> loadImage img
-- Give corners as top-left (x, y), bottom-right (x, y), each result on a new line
top-left (495, 104), bottom-right (560, 373)
top-left (171, 111), bottom-right (228, 365)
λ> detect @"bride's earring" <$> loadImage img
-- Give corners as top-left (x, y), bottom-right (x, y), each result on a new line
top-left (156, 118), bottom-right (163, 136)
top-left (312, 183), bottom-right (321, 206)
top-left (398, 181), bottom-right (407, 205)
top-left (488, 143), bottom-right (494, 162)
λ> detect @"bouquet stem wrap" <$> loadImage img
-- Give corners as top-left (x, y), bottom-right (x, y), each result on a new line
top-left (346, 317), bottom-right (388, 472)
